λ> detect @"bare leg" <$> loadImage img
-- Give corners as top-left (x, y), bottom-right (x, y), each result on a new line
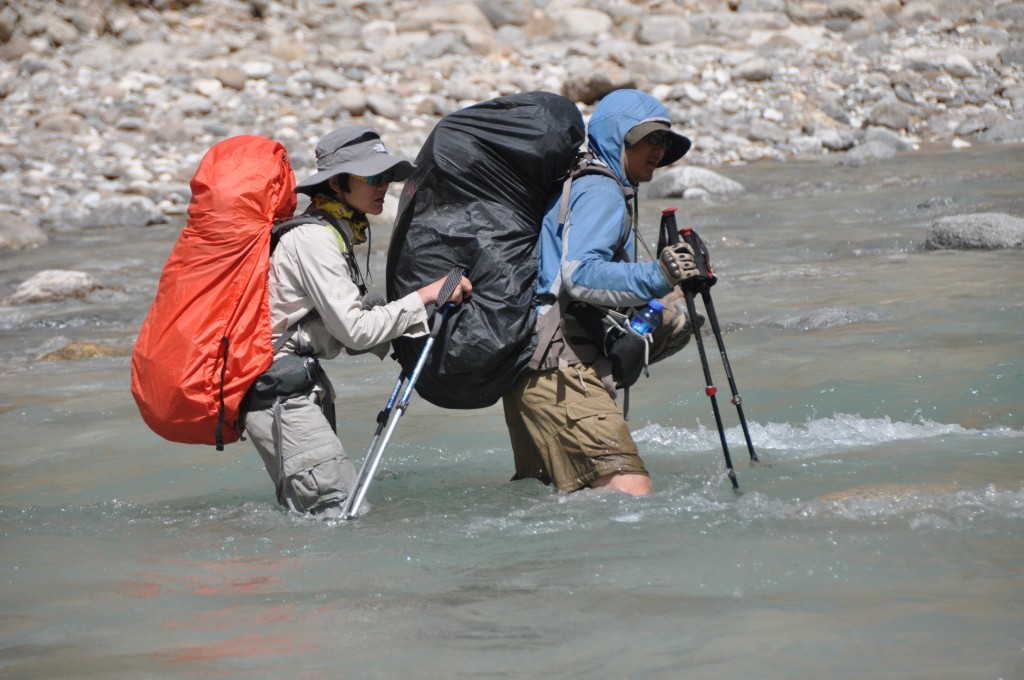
top-left (590, 472), bottom-right (652, 496)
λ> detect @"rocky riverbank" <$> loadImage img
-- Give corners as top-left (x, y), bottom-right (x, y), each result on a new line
top-left (1, 0), bottom-right (1022, 251)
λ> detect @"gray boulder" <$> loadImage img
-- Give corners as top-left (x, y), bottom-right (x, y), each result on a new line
top-left (866, 98), bottom-right (912, 131)
top-left (976, 120), bottom-right (1024, 144)
top-left (732, 56), bottom-right (774, 82)
top-left (0, 212), bottom-right (48, 250)
top-left (820, 129), bottom-right (858, 151)
top-left (636, 14), bottom-right (692, 45)
top-left (6, 269), bottom-right (102, 304)
top-left (864, 126), bottom-right (913, 151)
top-left (475, 0), bottom-right (532, 28)
top-left (925, 213), bottom-right (1024, 250)
top-left (79, 195), bottom-right (165, 228)
top-left (647, 166), bottom-right (745, 199)
top-left (839, 140), bottom-right (897, 165)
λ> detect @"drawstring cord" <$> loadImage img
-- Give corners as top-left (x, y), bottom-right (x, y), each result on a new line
top-left (575, 365), bottom-right (587, 393)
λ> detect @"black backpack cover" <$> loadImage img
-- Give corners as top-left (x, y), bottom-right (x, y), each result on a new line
top-left (386, 91), bottom-right (585, 409)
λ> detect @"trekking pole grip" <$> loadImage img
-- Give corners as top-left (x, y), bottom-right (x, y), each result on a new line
top-left (659, 207), bottom-right (716, 292)
top-left (428, 267), bottom-right (467, 337)
top-left (436, 267), bottom-right (465, 308)
top-left (659, 208), bottom-right (741, 492)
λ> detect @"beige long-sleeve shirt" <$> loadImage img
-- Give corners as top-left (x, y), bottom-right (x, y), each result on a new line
top-left (268, 220), bottom-right (428, 360)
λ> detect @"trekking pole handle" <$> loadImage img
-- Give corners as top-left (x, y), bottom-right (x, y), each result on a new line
top-left (680, 228), bottom-right (716, 289)
top-left (660, 207), bottom-right (682, 247)
top-left (436, 268), bottom-right (466, 310)
top-left (660, 208), bottom-right (716, 291)
top-left (427, 267), bottom-right (468, 338)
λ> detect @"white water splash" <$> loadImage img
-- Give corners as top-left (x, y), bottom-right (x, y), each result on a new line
top-left (634, 413), bottom-right (1021, 456)
top-left (798, 484), bottom-right (1024, 528)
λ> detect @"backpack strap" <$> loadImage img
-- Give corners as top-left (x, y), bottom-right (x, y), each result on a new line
top-left (271, 211), bottom-right (368, 296)
top-left (558, 152), bottom-right (636, 261)
top-left (533, 154), bottom-right (642, 406)
top-left (270, 212), bottom-right (366, 355)
top-left (272, 323), bottom-right (301, 354)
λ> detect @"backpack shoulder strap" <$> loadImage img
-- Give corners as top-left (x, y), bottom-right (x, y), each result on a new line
top-left (568, 153), bottom-right (636, 199)
top-left (557, 152), bottom-right (635, 261)
top-left (271, 211), bottom-right (368, 296)
top-left (271, 214), bottom-right (320, 253)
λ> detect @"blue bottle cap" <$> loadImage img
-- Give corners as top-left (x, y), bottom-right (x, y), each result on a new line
top-left (648, 300), bottom-right (664, 312)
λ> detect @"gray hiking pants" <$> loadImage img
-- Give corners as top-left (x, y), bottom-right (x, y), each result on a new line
top-left (244, 392), bottom-right (356, 519)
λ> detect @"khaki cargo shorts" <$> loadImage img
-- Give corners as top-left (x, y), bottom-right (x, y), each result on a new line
top-left (502, 363), bottom-right (648, 492)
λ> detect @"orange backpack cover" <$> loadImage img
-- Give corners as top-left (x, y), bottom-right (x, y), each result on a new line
top-left (131, 136), bottom-right (297, 448)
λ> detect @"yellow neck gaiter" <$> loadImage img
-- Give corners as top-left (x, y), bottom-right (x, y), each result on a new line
top-left (311, 195), bottom-right (370, 244)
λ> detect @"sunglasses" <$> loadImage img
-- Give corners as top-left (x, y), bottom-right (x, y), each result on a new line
top-left (351, 170), bottom-right (397, 186)
top-left (646, 130), bottom-right (672, 149)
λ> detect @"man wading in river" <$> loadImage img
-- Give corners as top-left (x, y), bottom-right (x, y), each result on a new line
top-left (502, 89), bottom-right (700, 496)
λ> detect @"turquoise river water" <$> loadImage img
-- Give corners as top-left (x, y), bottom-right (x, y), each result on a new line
top-left (1, 143), bottom-right (1022, 679)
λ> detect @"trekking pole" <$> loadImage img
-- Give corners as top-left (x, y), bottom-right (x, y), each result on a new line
top-left (693, 286), bottom-right (759, 463)
top-left (340, 371), bottom-right (406, 519)
top-left (659, 208), bottom-right (758, 491)
top-left (663, 207), bottom-right (759, 465)
top-left (683, 285), bottom-right (739, 491)
top-left (342, 268), bottom-right (465, 520)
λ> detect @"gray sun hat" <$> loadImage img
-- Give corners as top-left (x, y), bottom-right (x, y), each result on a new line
top-left (295, 126), bottom-right (415, 194)
top-left (623, 119), bottom-right (692, 167)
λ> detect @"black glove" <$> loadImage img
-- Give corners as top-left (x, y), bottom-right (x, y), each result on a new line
top-left (361, 291), bottom-right (387, 310)
top-left (658, 242), bottom-right (698, 286)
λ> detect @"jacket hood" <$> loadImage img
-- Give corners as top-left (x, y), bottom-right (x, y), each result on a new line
top-left (586, 89), bottom-right (689, 185)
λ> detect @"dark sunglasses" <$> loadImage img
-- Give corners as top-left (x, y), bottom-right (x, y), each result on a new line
top-left (351, 170), bottom-right (397, 186)
top-left (646, 130), bottom-right (672, 149)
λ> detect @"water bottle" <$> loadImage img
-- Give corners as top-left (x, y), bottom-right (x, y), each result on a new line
top-left (628, 300), bottom-right (663, 335)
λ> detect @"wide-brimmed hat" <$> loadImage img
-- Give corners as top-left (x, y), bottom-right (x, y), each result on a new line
top-left (623, 119), bottom-right (692, 167)
top-left (295, 126), bottom-right (414, 193)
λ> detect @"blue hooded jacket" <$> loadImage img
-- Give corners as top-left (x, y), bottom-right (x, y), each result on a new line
top-left (535, 89), bottom-right (676, 308)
